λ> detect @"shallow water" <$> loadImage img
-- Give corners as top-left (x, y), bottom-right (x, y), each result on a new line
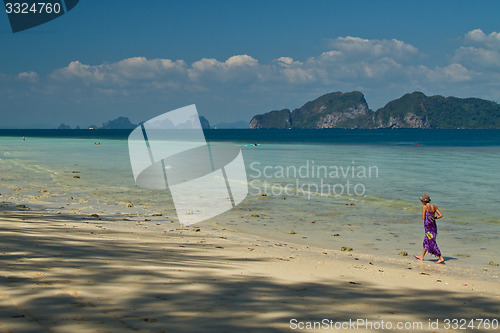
top-left (0, 131), bottom-right (499, 274)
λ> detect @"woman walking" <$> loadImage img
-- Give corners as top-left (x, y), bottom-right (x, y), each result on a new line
top-left (415, 194), bottom-right (445, 264)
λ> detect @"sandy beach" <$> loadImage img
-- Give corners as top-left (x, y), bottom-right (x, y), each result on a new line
top-left (0, 204), bottom-right (498, 333)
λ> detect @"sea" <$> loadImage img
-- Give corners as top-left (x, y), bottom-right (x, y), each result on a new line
top-left (1, 129), bottom-right (499, 276)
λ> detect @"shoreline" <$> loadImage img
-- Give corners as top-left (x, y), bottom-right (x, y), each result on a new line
top-left (1, 204), bottom-right (499, 332)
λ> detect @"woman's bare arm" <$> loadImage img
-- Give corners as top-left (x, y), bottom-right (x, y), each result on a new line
top-left (435, 207), bottom-right (443, 219)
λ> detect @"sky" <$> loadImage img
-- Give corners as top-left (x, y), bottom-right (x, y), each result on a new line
top-left (1, 0), bottom-right (500, 128)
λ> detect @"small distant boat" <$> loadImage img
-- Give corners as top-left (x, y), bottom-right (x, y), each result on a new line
top-left (237, 144), bottom-right (261, 147)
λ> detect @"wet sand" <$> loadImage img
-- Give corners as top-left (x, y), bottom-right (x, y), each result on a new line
top-left (0, 204), bottom-right (499, 332)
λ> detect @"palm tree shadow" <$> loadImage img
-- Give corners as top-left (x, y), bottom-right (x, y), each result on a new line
top-left (0, 206), bottom-right (498, 332)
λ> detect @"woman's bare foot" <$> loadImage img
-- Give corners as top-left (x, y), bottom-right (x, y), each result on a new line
top-left (436, 257), bottom-right (445, 264)
top-left (414, 255), bottom-right (424, 261)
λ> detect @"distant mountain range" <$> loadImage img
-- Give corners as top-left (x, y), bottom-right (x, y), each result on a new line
top-left (249, 91), bottom-right (500, 129)
top-left (57, 116), bottom-right (211, 130)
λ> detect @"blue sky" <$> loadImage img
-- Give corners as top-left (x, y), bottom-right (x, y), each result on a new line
top-left (1, 0), bottom-right (500, 128)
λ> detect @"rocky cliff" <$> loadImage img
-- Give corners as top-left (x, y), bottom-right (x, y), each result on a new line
top-left (249, 109), bottom-right (292, 129)
top-left (249, 91), bottom-right (371, 129)
top-left (249, 91), bottom-right (500, 129)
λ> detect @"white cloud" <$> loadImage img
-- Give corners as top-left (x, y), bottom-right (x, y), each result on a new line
top-left (188, 55), bottom-right (260, 83)
top-left (17, 71), bottom-right (38, 82)
top-left (452, 29), bottom-right (500, 72)
top-left (422, 63), bottom-right (473, 83)
top-left (327, 36), bottom-right (418, 61)
top-left (51, 61), bottom-right (108, 83)
top-left (44, 39), bottom-right (420, 90)
top-left (50, 58), bottom-right (187, 86)
top-left (464, 29), bottom-right (500, 49)
top-left (453, 46), bottom-right (500, 71)
top-left (273, 57), bottom-right (302, 67)
top-left (225, 55), bottom-right (258, 67)
top-left (18, 32), bottom-right (500, 96)
top-left (3, 31), bottom-right (500, 125)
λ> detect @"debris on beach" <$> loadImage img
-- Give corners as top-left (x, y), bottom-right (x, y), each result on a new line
top-left (489, 261), bottom-right (499, 266)
top-left (289, 230), bottom-right (296, 234)
top-left (73, 175), bottom-right (80, 179)
top-left (192, 228), bottom-right (201, 232)
top-left (341, 246), bottom-right (353, 251)
top-left (151, 213), bottom-right (163, 216)
top-left (251, 214), bottom-right (260, 218)
top-left (399, 251), bottom-right (408, 256)
top-left (15, 204), bottom-right (29, 210)
top-left (260, 193), bottom-right (267, 196)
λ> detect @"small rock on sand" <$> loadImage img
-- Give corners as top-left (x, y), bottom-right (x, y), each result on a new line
top-left (151, 213), bottom-right (162, 216)
top-left (399, 251), bottom-right (408, 256)
top-left (250, 214), bottom-right (260, 218)
top-left (192, 228), bottom-right (201, 232)
top-left (126, 203), bottom-right (133, 208)
top-left (341, 246), bottom-right (353, 251)
top-left (260, 193), bottom-right (267, 196)
top-left (73, 175), bottom-right (80, 179)
top-left (489, 261), bottom-right (499, 266)
top-left (289, 230), bottom-right (296, 234)
top-left (89, 214), bottom-right (100, 218)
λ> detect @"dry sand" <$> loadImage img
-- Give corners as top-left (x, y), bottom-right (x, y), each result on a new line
top-left (0, 205), bottom-right (499, 333)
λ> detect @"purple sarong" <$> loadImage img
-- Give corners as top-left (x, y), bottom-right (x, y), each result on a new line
top-left (423, 211), bottom-right (441, 256)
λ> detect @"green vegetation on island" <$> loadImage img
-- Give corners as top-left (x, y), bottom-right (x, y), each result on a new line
top-left (249, 91), bottom-right (500, 129)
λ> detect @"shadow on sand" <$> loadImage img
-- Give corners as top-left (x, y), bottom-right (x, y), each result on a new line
top-left (0, 205), bottom-right (498, 332)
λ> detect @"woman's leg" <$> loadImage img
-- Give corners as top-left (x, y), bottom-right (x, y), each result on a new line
top-left (415, 248), bottom-right (426, 260)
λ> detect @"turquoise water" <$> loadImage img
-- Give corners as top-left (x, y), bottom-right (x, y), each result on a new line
top-left (0, 130), bottom-right (499, 273)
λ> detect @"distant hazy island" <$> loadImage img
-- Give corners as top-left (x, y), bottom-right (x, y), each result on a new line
top-left (249, 91), bottom-right (500, 129)
top-left (58, 116), bottom-right (211, 130)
